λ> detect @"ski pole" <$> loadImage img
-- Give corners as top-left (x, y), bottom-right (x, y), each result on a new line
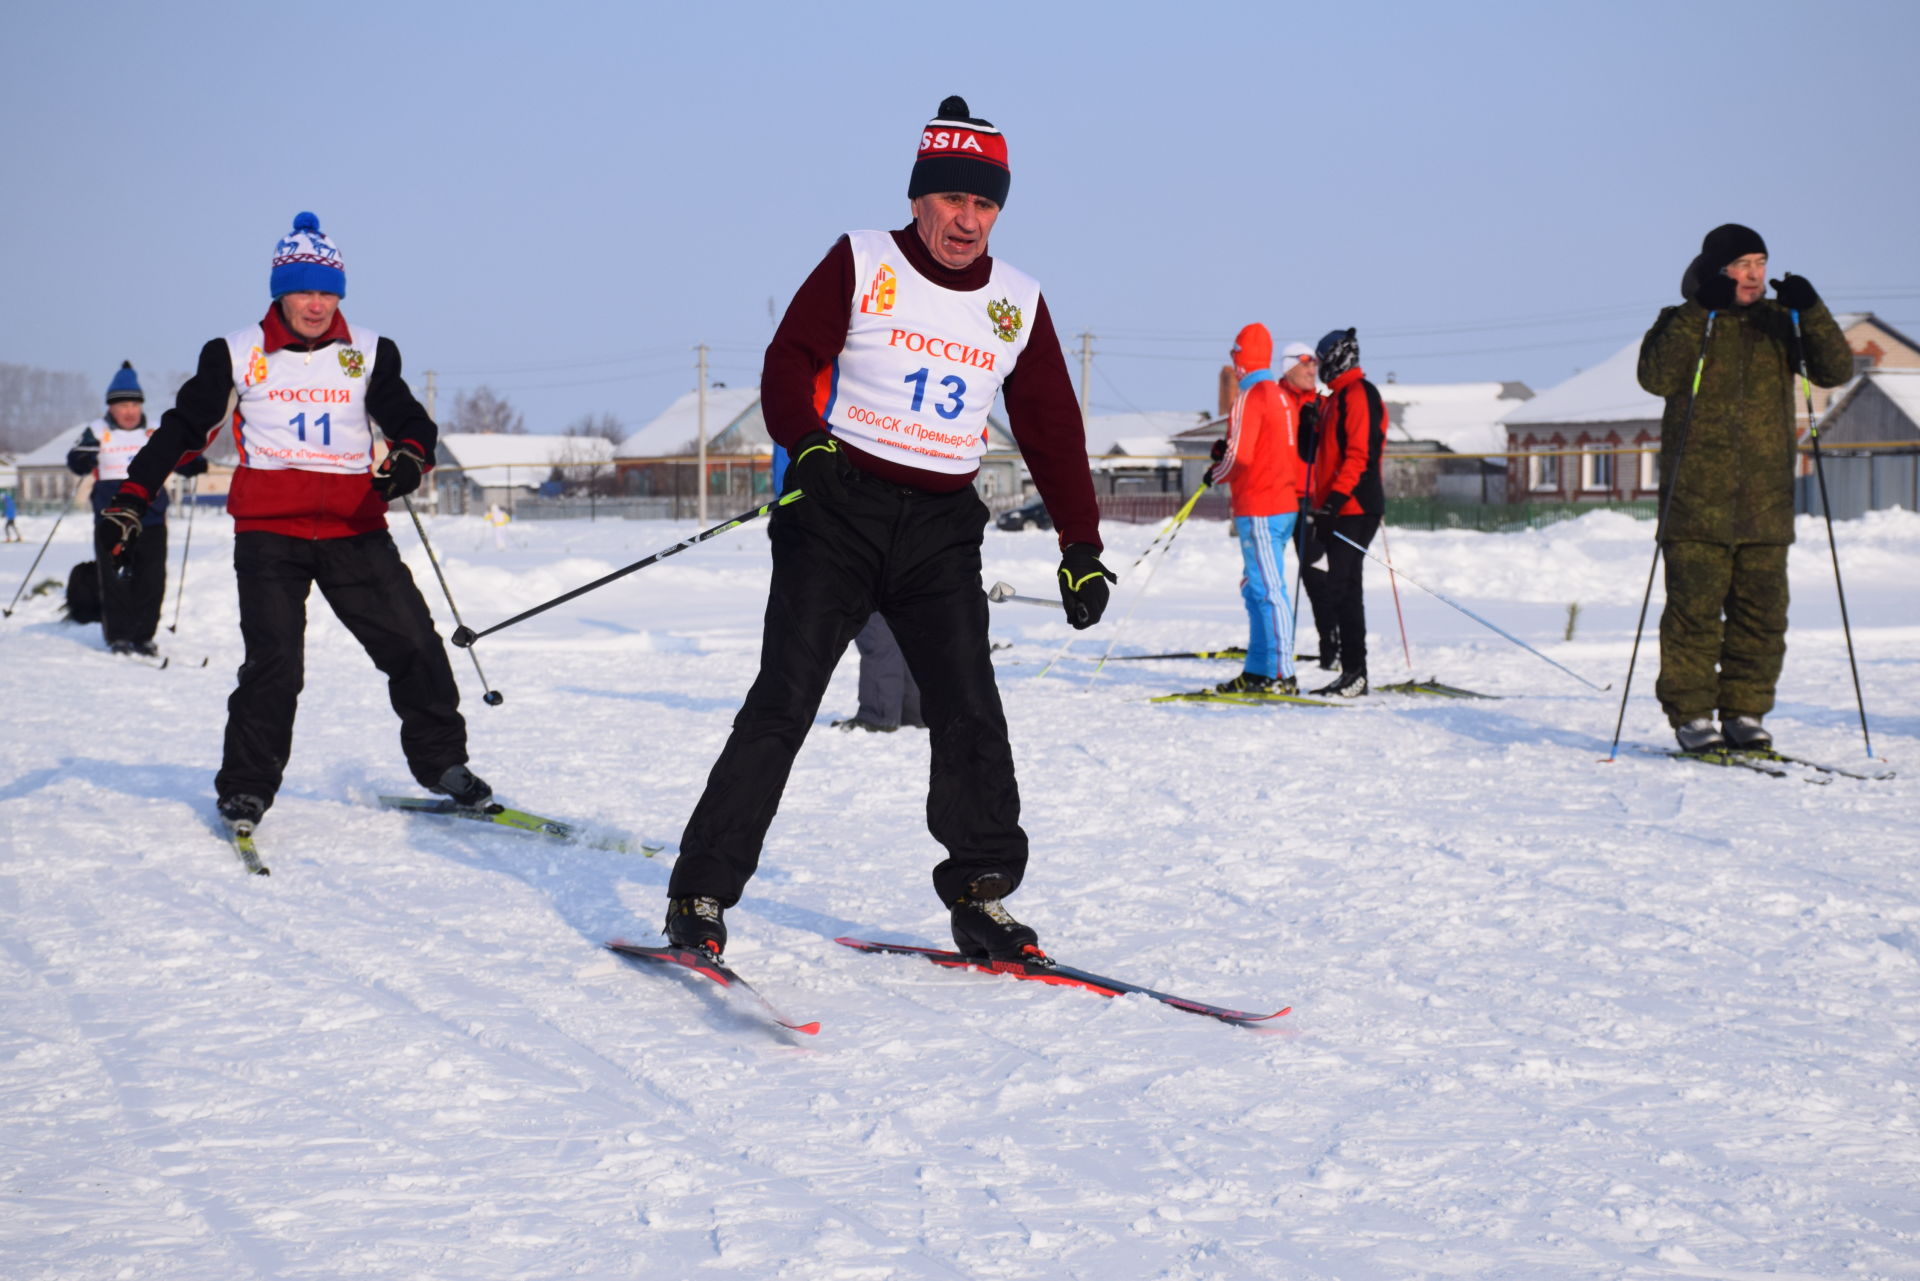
top-left (3, 479), bottom-right (81, 618)
top-left (1086, 490), bottom-right (1205, 687)
top-left (1378, 521), bottom-right (1413, 671)
top-left (1330, 530), bottom-right (1609, 691)
top-left (986, 581), bottom-right (1063, 610)
top-left (1606, 312), bottom-right (1715, 759)
top-left (452, 489), bottom-right (804, 648)
top-left (166, 477), bottom-right (198, 634)
top-left (401, 496), bottom-right (503, 707)
top-left (1792, 308), bottom-right (1875, 759)
top-left (1035, 483), bottom-right (1208, 679)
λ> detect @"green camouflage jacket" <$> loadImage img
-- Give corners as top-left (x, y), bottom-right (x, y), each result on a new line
top-left (1637, 298), bottom-right (1851, 544)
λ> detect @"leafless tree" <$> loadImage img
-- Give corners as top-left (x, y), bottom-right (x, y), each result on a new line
top-left (565, 412), bottom-right (626, 444)
top-left (448, 386), bottom-right (525, 435)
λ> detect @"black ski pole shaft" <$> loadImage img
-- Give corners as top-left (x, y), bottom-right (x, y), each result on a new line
top-left (1605, 313), bottom-right (1717, 760)
top-left (3, 479), bottom-right (80, 618)
top-left (453, 489), bottom-right (804, 647)
top-left (1792, 308), bottom-right (1875, 759)
top-left (401, 496), bottom-right (503, 706)
top-left (167, 478), bottom-right (198, 633)
top-left (1330, 530), bottom-right (1608, 691)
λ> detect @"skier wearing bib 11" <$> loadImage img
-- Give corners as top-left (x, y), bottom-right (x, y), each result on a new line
top-left (663, 97), bottom-right (1108, 964)
top-left (102, 212), bottom-right (496, 839)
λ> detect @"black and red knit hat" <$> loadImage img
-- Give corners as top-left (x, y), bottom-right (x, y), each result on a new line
top-left (909, 96), bottom-right (1010, 208)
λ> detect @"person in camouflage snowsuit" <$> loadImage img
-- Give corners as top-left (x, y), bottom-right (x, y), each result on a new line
top-left (1636, 223), bottom-right (1852, 751)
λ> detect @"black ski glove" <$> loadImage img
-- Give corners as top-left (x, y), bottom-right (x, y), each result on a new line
top-left (1310, 492), bottom-right (1349, 527)
top-left (373, 442), bottom-right (426, 501)
top-left (1770, 274), bottom-right (1820, 311)
top-left (1692, 270), bottom-right (1738, 311)
top-left (98, 491), bottom-right (148, 570)
top-left (786, 430), bottom-right (854, 506)
top-left (1057, 542), bottom-right (1116, 630)
top-left (178, 455), bottom-right (211, 478)
top-left (1204, 436), bottom-right (1229, 486)
top-left (66, 428), bottom-right (99, 477)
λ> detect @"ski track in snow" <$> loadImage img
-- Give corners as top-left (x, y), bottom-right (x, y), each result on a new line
top-left (2, 509), bottom-right (1917, 1279)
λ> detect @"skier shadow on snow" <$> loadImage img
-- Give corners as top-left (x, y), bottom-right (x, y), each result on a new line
top-left (0, 757), bottom-right (225, 810)
top-left (365, 778), bottom-right (875, 994)
top-left (1381, 700), bottom-right (1628, 757)
top-left (553, 684), bottom-right (745, 715)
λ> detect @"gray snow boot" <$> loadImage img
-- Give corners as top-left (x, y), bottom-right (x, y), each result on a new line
top-left (218, 793), bottom-right (267, 835)
top-left (1674, 717), bottom-right (1726, 753)
top-left (431, 764), bottom-right (493, 809)
top-left (1721, 715), bottom-right (1772, 751)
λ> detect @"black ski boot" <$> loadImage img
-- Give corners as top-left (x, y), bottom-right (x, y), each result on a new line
top-left (1721, 715), bottom-right (1772, 751)
top-left (218, 793), bottom-right (267, 836)
top-left (1214, 671), bottom-right (1274, 694)
top-left (1674, 718), bottom-right (1726, 753)
top-left (664, 896), bottom-right (727, 956)
top-left (1313, 670), bottom-right (1368, 698)
top-left (950, 873), bottom-right (1047, 963)
top-left (431, 764), bottom-right (493, 809)
top-left (1275, 674), bottom-right (1300, 695)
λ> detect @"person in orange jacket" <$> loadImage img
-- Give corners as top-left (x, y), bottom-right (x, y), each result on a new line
top-left (1206, 326), bottom-right (1312, 693)
top-left (1297, 327), bottom-right (1385, 697)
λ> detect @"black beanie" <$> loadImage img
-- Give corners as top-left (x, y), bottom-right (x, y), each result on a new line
top-left (909, 96), bottom-right (1010, 208)
top-left (1699, 223), bottom-right (1767, 273)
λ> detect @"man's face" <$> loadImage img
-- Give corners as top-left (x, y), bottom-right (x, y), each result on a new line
top-left (1283, 357), bottom-right (1318, 391)
top-left (280, 291), bottom-right (341, 340)
top-left (911, 192), bottom-right (1000, 270)
top-left (1723, 253), bottom-right (1767, 306)
top-left (108, 401), bottom-right (144, 429)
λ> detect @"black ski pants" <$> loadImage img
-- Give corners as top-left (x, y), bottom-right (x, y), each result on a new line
top-left (214, 529), bottom-right (467, 810)
top-left (92, 519), bottom-right (167, 646)
top-left (670, 476), bottom-right (1026, 909)
top-left (1298, 512), bottom-right (1380, 675)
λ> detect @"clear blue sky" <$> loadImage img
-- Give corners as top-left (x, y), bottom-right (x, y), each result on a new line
top-left (4, 0), bottom-right (1915, 430)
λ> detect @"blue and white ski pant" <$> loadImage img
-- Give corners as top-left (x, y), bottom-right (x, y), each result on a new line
top-left (1234, 513), bottom-right (1297, 680)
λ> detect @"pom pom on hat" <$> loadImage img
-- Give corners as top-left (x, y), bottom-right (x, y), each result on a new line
top-left (909, 96), bottom-right (1010, 208)
top-left (106, 360), bottom-right (144, 404)
top-left (270, 211), bottom-right (346, 299)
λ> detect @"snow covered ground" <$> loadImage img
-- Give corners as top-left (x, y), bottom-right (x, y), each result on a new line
top-left (2, 504), bottom-right (1916, 1280)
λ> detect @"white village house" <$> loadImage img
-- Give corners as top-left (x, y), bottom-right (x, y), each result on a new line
top-left (432, 433), bottom-right (616, 515)
top-left (1502, 312), bottom-right (1920, 508)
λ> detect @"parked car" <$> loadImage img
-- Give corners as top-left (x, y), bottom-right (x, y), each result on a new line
top-left (994, 499), bottom-right (1053, 532)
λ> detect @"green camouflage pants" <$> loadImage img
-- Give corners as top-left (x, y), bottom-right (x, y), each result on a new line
top-left (1656, 541), bottom-right (1789, 726)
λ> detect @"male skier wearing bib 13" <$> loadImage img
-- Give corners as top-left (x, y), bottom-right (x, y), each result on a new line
top-left (100, 212), bottom-right (494, 839)
top-left (664, 97), bottom-right (1110, 963)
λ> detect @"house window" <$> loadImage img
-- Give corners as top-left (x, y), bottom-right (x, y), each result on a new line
top-left (1529, 448), bottom-right (1560, 492)
top-left (1581, 445), bottom-right (1615, 493)
top-left (1638, 447), bottom-right (1658, 492)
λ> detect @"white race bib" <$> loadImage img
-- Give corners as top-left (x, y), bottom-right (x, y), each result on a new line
top-left (224, 323), bottom-right (380, 474)
top-left (822, 230), bottom-right (1039, 475)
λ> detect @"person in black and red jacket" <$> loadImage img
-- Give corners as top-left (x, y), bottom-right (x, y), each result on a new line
top-left (1297, 328), bottom-right (1386, 697)
top-left (662, 97), bottom-right (1109, 965)
top-left (102, 212), bottom-right (494, 838)
top-left (66, 361), bottom-right (208, 655)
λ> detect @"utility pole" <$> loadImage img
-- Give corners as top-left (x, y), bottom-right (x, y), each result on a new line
top-left (424, 370), bottom-right (437, 422)
top-left (1077, 332), bottom-right (1094, 424)
top-left (696, 344), bottom-right (709, 523)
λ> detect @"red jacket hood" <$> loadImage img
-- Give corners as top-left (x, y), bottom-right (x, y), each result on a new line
top-left (1232, 323), bottom-right (1273, 375)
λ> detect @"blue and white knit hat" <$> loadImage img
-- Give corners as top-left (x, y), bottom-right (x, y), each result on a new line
top-left (270, 211), bottom-right (346, 299)
top-left (106, 360), bottom-right (143, 404)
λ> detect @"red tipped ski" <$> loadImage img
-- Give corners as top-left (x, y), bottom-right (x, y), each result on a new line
top-left (607, 941), bottom-right (820, 1035)
top-left (835, 937), bottom-right (1289, 1027)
